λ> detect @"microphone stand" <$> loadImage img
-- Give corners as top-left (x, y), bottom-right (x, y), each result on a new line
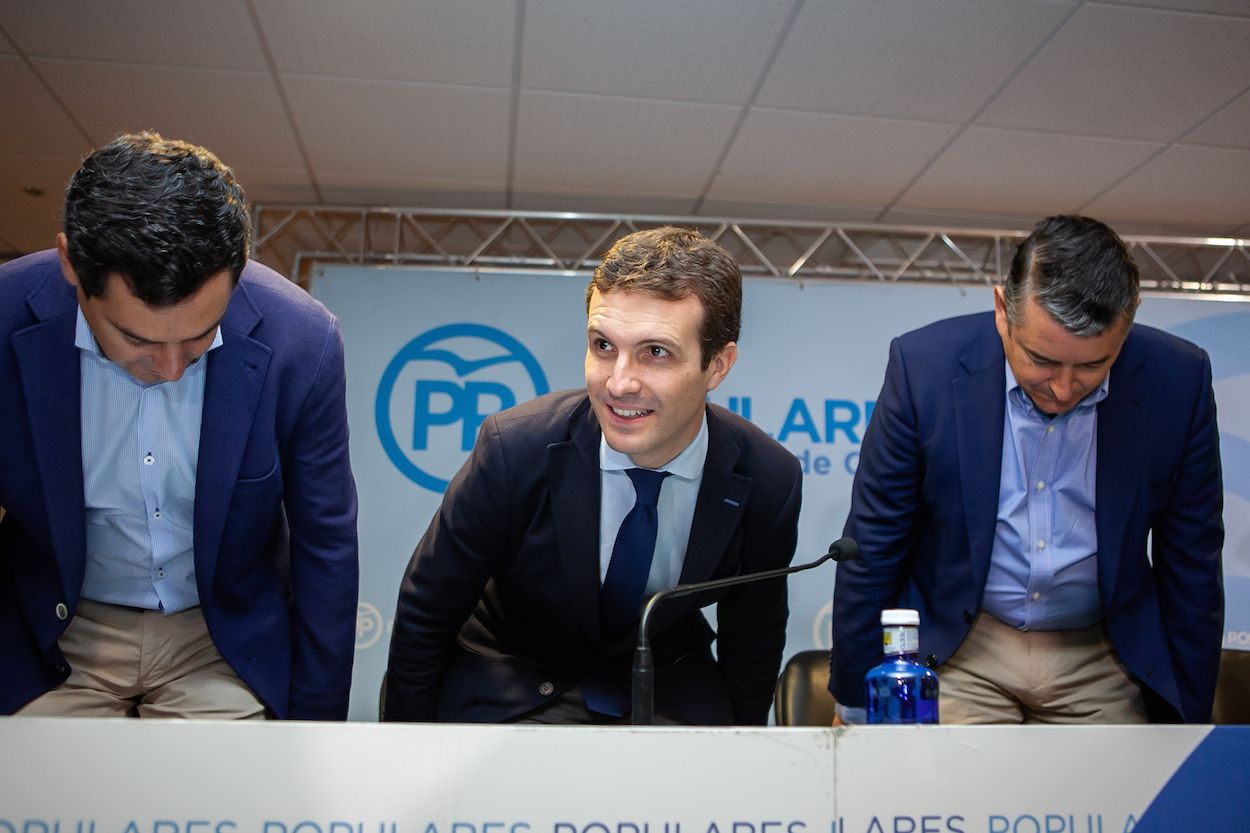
top-left (630, 537), bottom-right (859, 725)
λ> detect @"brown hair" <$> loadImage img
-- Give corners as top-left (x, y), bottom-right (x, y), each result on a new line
top-left (587, 226), bottom-right (741, 369)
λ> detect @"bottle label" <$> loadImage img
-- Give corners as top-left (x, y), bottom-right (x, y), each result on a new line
top-left (882, 625), bottom-right (919, 655)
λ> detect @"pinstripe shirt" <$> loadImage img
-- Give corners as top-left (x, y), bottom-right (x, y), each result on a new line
top-left (75, 307), bottom-right (223, 613)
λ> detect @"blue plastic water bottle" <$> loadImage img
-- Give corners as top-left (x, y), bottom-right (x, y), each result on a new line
top-left (865, 608), bottom-right (939, 724)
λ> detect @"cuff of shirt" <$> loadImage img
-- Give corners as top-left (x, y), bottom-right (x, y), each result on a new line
top-left (836, 703), bottom-right (867, 724)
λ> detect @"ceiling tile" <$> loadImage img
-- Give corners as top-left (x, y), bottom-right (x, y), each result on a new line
top-left (1083, 144), bottom-right (1250, 231)
top-left (229, 167), bottom-right (318, 206)
top-left (253, 0), bottom-right (515, 85)
top-left (513, 191), bottom-right (700, 218)
top-left (2, 0), bottom-right (265, 69)
top-left (697, 199), bottom-right (884, 225)
top-left (283, 76), bottom-right (511, 182)
top-left (34, 59), bottom-right (302, 171)
top-left (880, 206), bottom-right (1042, 231)
top-left (978, 4), bottom-right (1250, 139)
top-left (1185, 87), bottom-right (1250, 149)
top-left (1104, 0), bottom-right (1250, 16)
top-left (896, 126), bottom-right (1163, 217)
top-left (0, 154), bottom-right (83, 253)
top-left (758, 0), bottom-right (1076, 122)
top-left (513, 91), bottom-right (738, 199)
top-left (315, 175), bottom-right (509, 210)
top-left (522, 0), bottom-right (789, 103)
top-left (0, 57), bottom-right (90, 156)
top-left (707, 109), bottom-right (958, 208)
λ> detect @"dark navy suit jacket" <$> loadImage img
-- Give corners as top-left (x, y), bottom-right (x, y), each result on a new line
top-left (384, 390), bottom-right (802, 725)
top-left (0, 250), bottom-right (359, 718)
top-left (831, 311), bottom-right (1224, 723)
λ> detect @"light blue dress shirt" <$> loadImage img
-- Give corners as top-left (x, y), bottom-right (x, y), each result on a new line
top-left (75, 307), bottom-right (223, 613)
top-left (598, 414), bottom-right (708, 595)
top-left (982, 364), bottom-right (1108, 631)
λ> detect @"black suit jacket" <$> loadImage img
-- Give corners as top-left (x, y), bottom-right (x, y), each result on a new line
top-left (384, 390), bottom-right (802, 725)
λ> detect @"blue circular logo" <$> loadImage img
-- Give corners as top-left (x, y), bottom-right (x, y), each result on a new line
top-left (375, 324), bottom-right (549, 492)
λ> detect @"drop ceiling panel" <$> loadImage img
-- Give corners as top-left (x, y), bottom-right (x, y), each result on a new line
top-left (253, 0), bottom-right (515, 85)
top-left (698, 199), bottom-right (884, 225)
top-left (1105, 0), bottom-right (1250, 16)
top-left (229, 167), bottom-right (318, 206)
top-left (708, 109), bottom-right (958, 208)
top-left (979, 3), bottom-right (1250, 140)
top-left (757, 0), bottom-right (1076, 122)
top-left (0, 56), bottom-right (90, 156)
top-left (1083, 144), bottom-right (1250, 231)
top-left (514, 191), bottom-right (704, 219)
top-left (1, 0), bottom-right (265, 69)
top-left (896, 126), bottom-right (1163, 217)
top-left (283, 77), bottom-right (511, 182)
top-left (513, 91), bottom-right (738, 199)
top-left (521, 0), bottom-right (788, 103)
top-left (34, 60), bottom-right (302, 170)
top-left (316, 174), bottom-right (508, 209)
top-left (1185, 88), bottom-right (1250, 149)
top-left (0, 154), bottom-right (84, 253)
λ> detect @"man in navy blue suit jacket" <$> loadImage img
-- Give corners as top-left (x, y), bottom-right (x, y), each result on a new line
top-left (832, 215), bottom-right (1223, 724)
top-left (0, 133), bottom-right (358, 719)
top-left (384, 227), bottom-right (802, 725)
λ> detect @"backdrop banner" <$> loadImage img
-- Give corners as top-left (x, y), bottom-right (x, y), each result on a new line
top-left (309, 266), bottom-right (1250, 721)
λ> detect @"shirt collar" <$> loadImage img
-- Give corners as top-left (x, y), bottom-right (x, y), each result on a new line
top-left (600, 410), bottom-right (709, 480)
top-left (1004, 361), bottom-right (1110, 417)
top-left (74, 306), bottom-right (225, 358)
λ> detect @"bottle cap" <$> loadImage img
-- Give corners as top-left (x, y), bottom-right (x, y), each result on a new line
top-left (880, 608), bottom-right (920, 627)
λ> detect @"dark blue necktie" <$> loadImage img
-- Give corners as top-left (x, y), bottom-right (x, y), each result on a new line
top-left (600, 467), bottom-right (671, 640)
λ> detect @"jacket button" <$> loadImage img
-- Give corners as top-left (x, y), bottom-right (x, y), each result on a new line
top-left (55, 603), bottom-right (69, 621)
top-left (963, 610), bottom-right (973, 624)
top-left (538, 681), bottom-right (555, 696)
top-left (924, 654), bottom-right (938, 668)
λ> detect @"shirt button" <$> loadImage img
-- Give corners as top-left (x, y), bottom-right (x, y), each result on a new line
top-left (1032, 592), bottom-right (1041, 601)
top-left (1047, 425), bottom-right (1055, 434)
top-left (143, 454), bottom-right (155, 465)
top-left (55, 602), bottom-right (69, 620)
top-left (153, 509), bottom-right (162, 519)
top-left (1036, 480), bottom-right (1046, 490)
top-left (538, 681), bottom-right (555, 696)
top-left (1037, 539), bottom-right (1046, 550)
top-left (157, 568), bottom-right (166, 579)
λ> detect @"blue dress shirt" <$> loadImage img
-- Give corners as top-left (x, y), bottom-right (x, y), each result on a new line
top-left (982, 364), bottom-right (1108, 631)
top-left (76, 308), bottom-right (223, 613)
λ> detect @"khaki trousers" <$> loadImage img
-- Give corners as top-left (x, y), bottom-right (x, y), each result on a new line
top-left (938, 612), bottom-right (1148, 724)
top-left (16, 599), bottom-right (266, 719)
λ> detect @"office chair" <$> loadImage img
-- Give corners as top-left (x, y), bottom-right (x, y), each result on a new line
top-left (774, 649), bottom-right (839, 726)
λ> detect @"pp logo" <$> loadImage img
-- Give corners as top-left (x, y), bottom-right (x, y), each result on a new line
top-left (376, 323), bottom-right (549, 492)
top-left (356, 602), bottom-right (384, 650)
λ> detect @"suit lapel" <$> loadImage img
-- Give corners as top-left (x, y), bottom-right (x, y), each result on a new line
top-left (953, 330), bottom-right (1007, 589)
top-left (548, 399), bottom-right (604, 638)
top-left (680, 407), bottom-right (750, 585)
top-left (1095, 342), bottom-right (1148, 606)
top-left (12, 281), bottom-right (86, 603)
top-left (193, 283), bottom-right (272, 587)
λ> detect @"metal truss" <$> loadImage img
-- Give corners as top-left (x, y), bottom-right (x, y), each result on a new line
top-left (252, 206), bottom-right (1250, 295)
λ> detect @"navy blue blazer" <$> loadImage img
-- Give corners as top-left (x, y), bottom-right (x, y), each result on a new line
top-left (0, 250), bottom-right (359, 718)
top-left (384, 390), bottom-right (803, 725)
top-left (831, 311), bottom-right (1224, 723)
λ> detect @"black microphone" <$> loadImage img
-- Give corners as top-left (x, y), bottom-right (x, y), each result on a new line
top-left (630, 537), bottom-right (860, 725)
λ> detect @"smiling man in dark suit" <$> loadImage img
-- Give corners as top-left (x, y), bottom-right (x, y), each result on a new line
top-left (0, 133), bottom-right (358, 719)
top-left (832, 215), bottom-right (1223, 724)
top-left (385, 226), bottom-right (802, 725)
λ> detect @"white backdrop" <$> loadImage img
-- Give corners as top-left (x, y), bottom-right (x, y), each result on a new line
top-left (309, 266), bottom-right (1250, 721)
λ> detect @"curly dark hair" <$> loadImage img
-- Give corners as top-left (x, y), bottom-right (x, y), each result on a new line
top-left (63, 132), bottom-right (251, 306)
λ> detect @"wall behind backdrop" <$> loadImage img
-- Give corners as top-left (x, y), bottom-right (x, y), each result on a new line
top-left (310, 266), bottom-right (1250, 721)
